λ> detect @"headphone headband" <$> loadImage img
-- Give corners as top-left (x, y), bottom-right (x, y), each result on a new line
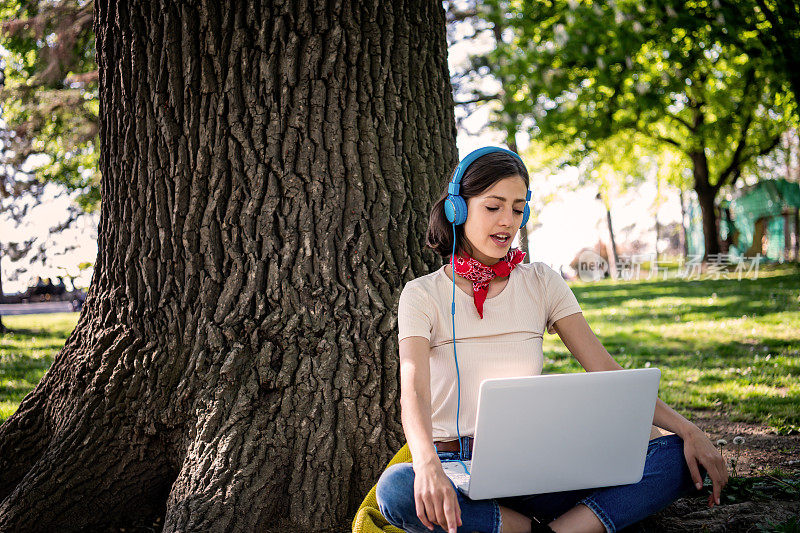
top-left (449, 146), bottom-right (527, 197)
top-left (444, 146), bottom-right (531, 227)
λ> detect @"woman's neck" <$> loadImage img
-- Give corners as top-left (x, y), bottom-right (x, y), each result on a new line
top-left (444, 264), bottom-right (508, 284)
top-left (458, 248), bottom-right (500, 266)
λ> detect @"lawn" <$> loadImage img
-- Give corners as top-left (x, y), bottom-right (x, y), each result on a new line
top-left (543, 263), bottom-right (800, 434)
top-left (0, 312), bottom-right (79, 422)
top-left (2, 269), bottom-right (798, 530)
top-left (1, 264), bottom-right (799, 433)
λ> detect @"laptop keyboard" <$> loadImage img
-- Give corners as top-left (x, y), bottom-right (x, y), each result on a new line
top-left (441, 460), bottom-right (472, 490)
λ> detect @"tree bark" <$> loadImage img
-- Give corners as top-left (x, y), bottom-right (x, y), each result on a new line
top-left (599, 193), bottom-right (619, 275)
top-left (654, 216), bottom-right (661, 261)
top-left (696, 187), bottom-right (721, 260)
top-left (507, 137), bottom-right (530, 261)
top-left (690, 149), bottom-right (721, 260)
top-left (0, 1), bottom-right (454, 531)
top-left (784, 211), bottom-right (792, 261)
top-left (0, 250), bottom-right (5, 333)
top-left (679, 189), bottom-right (688, 259)
top-left (517, 216), bottom-right (530, 260)
top-left (606, 207), bottom-right (618, 273)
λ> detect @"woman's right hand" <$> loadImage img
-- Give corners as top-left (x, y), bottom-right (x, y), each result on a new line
top-left (413, 459), bottom-right (462, 533)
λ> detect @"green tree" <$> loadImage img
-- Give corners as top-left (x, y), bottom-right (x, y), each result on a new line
top-left (0, 0), bottom-right (98, 332)
top-left (481, 0), bottom-right (794, 259)
top-left (0, 0), bottom-right (99, 210)
top-left (712, 0), bottom-right (800, 117)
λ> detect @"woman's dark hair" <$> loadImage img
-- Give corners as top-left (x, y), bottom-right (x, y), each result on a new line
top-left (426, 151), bottom-right (530, 258)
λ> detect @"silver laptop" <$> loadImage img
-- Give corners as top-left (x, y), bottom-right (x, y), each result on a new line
top-left (440, 368), bottom-right (661, 500)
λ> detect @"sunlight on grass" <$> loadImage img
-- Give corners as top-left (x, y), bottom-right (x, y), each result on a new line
top-left (1, 264), bottom-right (799, 431)
top-left (544, 264), bottom-right (800, 433)
top-left (0, 313), bottom-right (79, 423)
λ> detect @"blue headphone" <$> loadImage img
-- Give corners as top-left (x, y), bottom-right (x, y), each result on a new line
top-left (444, 146), bottom-right (530, 473)
top-left (443, 146), bottom-right (531, 228)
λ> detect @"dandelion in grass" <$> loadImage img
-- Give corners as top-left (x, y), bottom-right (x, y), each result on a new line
top-left (716, 438), bottom-right (727, 464)
top-left (731, 436), bottom-right (745, 477)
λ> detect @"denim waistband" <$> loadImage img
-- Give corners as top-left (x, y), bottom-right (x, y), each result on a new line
top-left (438, 434), bottom-right (682, 463)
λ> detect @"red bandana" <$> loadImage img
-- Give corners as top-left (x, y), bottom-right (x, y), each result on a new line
top-left (450, 249), bottom-right (525, 319)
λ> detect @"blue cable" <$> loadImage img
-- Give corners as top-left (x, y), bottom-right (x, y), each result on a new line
top-left (448, 221), bottom-right (470, 475)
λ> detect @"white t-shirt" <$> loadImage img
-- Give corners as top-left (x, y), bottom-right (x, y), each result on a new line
top-left (397, 262), bottom-right (583, 440)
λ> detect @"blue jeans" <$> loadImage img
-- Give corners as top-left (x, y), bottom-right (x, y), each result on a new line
top-left (376, 434), bottom-right (702, 533)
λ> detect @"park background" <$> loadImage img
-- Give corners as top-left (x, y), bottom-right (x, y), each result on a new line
top-left (0, 0), bottom-right (798, 532)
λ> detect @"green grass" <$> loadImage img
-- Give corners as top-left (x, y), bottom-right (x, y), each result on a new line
top-left (0, 313), bottom-right (78, 422)
top-left (1, 264), bottom-right (799, 432)
top-left (542, 263), bottom-right (800, 434)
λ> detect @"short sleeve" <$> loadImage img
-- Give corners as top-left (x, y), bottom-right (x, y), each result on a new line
top-left (397, 282), bottom-right (434, 342)
top-left (543, 265), bottom-right (582, 334)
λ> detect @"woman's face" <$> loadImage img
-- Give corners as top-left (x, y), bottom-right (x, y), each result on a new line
top-left (462, 175), bottom-right (528, 266)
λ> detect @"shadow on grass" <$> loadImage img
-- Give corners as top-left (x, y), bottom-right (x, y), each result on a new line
top-left (0, 380), bottom-right (41, 402)
top-left (5, 326), bottom-right (61, 337)
top-left (585, 330), bottom-right (799, 360)
top-left (573, 269), bottom-right (800, 323)
top-left (545, 268), bottom-right (800, 430)
top-left (0, 352), bottom-right (54, 382)
top-left (1, 321), bottom-right (62, 421)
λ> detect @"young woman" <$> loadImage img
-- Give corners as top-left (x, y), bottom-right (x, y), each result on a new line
top-left (375, 148), bottom-right (728, 533)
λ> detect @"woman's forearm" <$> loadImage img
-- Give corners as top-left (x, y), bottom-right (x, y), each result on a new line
top-left (398, 337), bottom-right (441, 470)
top-left (401, 384), bottom-right (440, 469)
top-left (652, 397), bottom-right (699, 438)
top-left (401, 392), bottom-right (439, 465)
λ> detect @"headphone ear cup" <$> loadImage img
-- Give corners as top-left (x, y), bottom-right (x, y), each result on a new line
top-left (444, 196), bottom-right (456, 224)
top-left (445, 194), bottom-right (468, 225)
top-left (520, 203), bottom-right (530, 228)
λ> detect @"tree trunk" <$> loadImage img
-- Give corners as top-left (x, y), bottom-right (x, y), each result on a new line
top-left (605, 204), bottom-right (619, 273)
top-left (794, 208), bottom-right (799, 261)
top-left (690, 149), bottom-right (721, 260)
top-left (0, 1), bottom-right (453, 531)
top-left (517, 222), bottom-right (530, 261)
top-left (0, 250), bottom-right (5, 333)
top-left (506, 137), bottom-right (530, 261)
top-left (784, 211), bottom-right (792, 261)
top-left (696, 187), bottom-right (721, 260)
top-left (679, 189), bottom-right (688, 259)
top-left (654, 216), bottom-right (661, 261)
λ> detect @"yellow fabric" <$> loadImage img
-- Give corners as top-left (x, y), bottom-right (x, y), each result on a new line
top-left (352, 444), bottom-right (413, 533)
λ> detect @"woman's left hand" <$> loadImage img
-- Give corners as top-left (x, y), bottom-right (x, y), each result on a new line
top-left (682, 426), bottom-right (729, 508)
